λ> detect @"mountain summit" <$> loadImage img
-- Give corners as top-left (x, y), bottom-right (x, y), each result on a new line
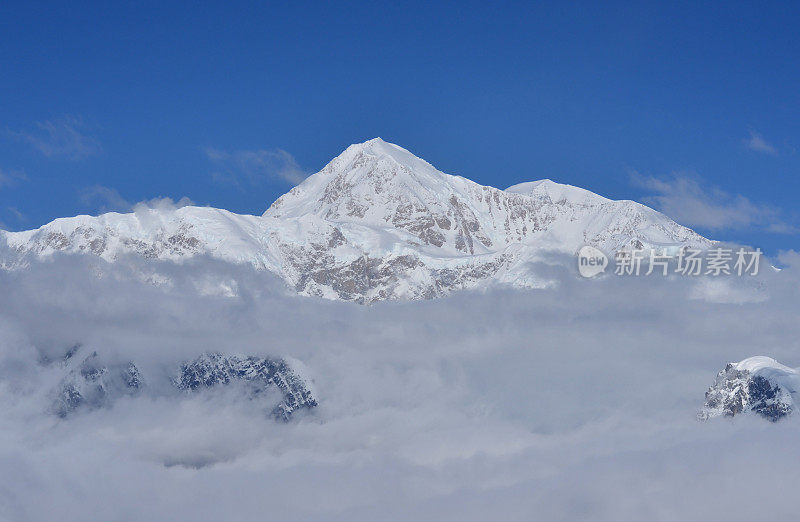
top-left (267, 138), bottom-right (706, 256)
top-left (1, 139), bottom-right (710, 301)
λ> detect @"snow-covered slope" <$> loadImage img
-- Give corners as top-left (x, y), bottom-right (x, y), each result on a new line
top-left (267, 139), bottom-right (706, 255)
top-left (699, 356), bottom-right (800, 421)
top-left (0, 138), bottom-right (711, 301)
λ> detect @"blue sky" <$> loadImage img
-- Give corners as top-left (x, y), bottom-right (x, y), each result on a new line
top-left (1, 1), bottom-right (798, 254)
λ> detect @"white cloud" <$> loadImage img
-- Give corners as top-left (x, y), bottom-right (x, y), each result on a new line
top-left (80, 185), bottom-right (194, 214)
top-left (134, 196), bottom-right (194, 212)
top-left (206, 147), bottom-right (307, 186)
top-left (776, 249), bottom-right (800, 270)
top-left (632, 172), bottom-right (796, 233)
top-left (80, 185), bottom-right (131, 212)
top-left (745, 130), bottom-right (777, 155)
top-left (6, 207), bottom-right (25, 223)
top-left (0, 168), bottom-right (26, 188)
top-left (1, 255), bottom-right (800, 519)
top-left (765, 222), bottom-right (800, 234)
top-left (10, 116), bottom-right (101, 159)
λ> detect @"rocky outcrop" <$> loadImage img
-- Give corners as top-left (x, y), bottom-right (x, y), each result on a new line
top-left (49, 348), bottom-right (316, 421)
top-left (699, 357), bottom-right (797, 422)
top-left (174, 353), bottom-right (317, 421)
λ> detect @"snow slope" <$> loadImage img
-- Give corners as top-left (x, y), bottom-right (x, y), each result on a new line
top-left (0, 138), bottom-right (711, 301)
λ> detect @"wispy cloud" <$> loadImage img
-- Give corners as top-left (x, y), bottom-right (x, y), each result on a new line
top-left (0, 168), bottom-right (26, 188)
top-left (632, 172), bottom-right (797, 233)
top-left (745, 130), bottom-right (777, 155)
top-left (80, 185), bottom-right (131, 213)
top-left (80, 185), bottom-right (194, 214)
top-left (133, 196), bottom-right (195, 213)
top-left (10, 116), bottom-right (101, 159)
top-left (6, 207), bottom-right (26, 223)
top-left (206, 148), bottom-right (307, 186)
top-left (0, 206), bottom-right (27, 231)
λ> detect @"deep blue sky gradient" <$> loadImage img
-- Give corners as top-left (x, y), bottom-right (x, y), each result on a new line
top-left (1, 1), bottom-right (798, 253)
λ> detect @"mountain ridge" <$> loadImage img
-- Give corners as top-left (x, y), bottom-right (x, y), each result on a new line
top-left (0, 138), bottom-right (711, 301)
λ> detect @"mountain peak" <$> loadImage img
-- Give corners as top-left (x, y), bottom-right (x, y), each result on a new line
top-left (2, 139), bottom-right (712, 302)
top-left (334, 138), bottom-right (438, 175)
top-left (263, 138), bottom-right (446, 220)
top-left (263, 138), bottom-right (707, 261)
top-left (359, 136), bottom-right (387, 146)
top-left (505, 179), bottom-right (611, 204)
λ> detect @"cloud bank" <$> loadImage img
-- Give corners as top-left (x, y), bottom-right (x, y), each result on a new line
top-left (0, 254), bottom-right (799, 520)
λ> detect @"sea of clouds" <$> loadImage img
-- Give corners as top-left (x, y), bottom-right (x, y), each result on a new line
top-left (1, 252), bottom-right (799, 521)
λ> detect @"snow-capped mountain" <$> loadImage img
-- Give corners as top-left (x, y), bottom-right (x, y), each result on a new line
top-left (699, 356), bottom-right (799, 422)
top-left (0, 138), bottom-right (710, 301)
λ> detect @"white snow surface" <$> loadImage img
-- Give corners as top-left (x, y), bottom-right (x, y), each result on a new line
top-left (0, 138), bottom-right (711, 301)
top-left (734, 356), bottom-right (800, 392)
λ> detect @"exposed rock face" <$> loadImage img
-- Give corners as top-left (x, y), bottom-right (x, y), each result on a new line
top-left (174, 353), bottom-right (317, 421)
top-left (699, 357), bottom-right (797, 422)
top-left (51, 351), bottom-right (143, 417)
top-left (1, 139), bottom-right (711, 302)
top-left (49, 348), bottom-right (316, 421)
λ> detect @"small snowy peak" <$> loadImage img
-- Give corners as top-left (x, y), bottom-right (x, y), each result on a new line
top-left (700, 356), bottom-right (799, 422)
top-left (505, 179), bottom-right (609, 205)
